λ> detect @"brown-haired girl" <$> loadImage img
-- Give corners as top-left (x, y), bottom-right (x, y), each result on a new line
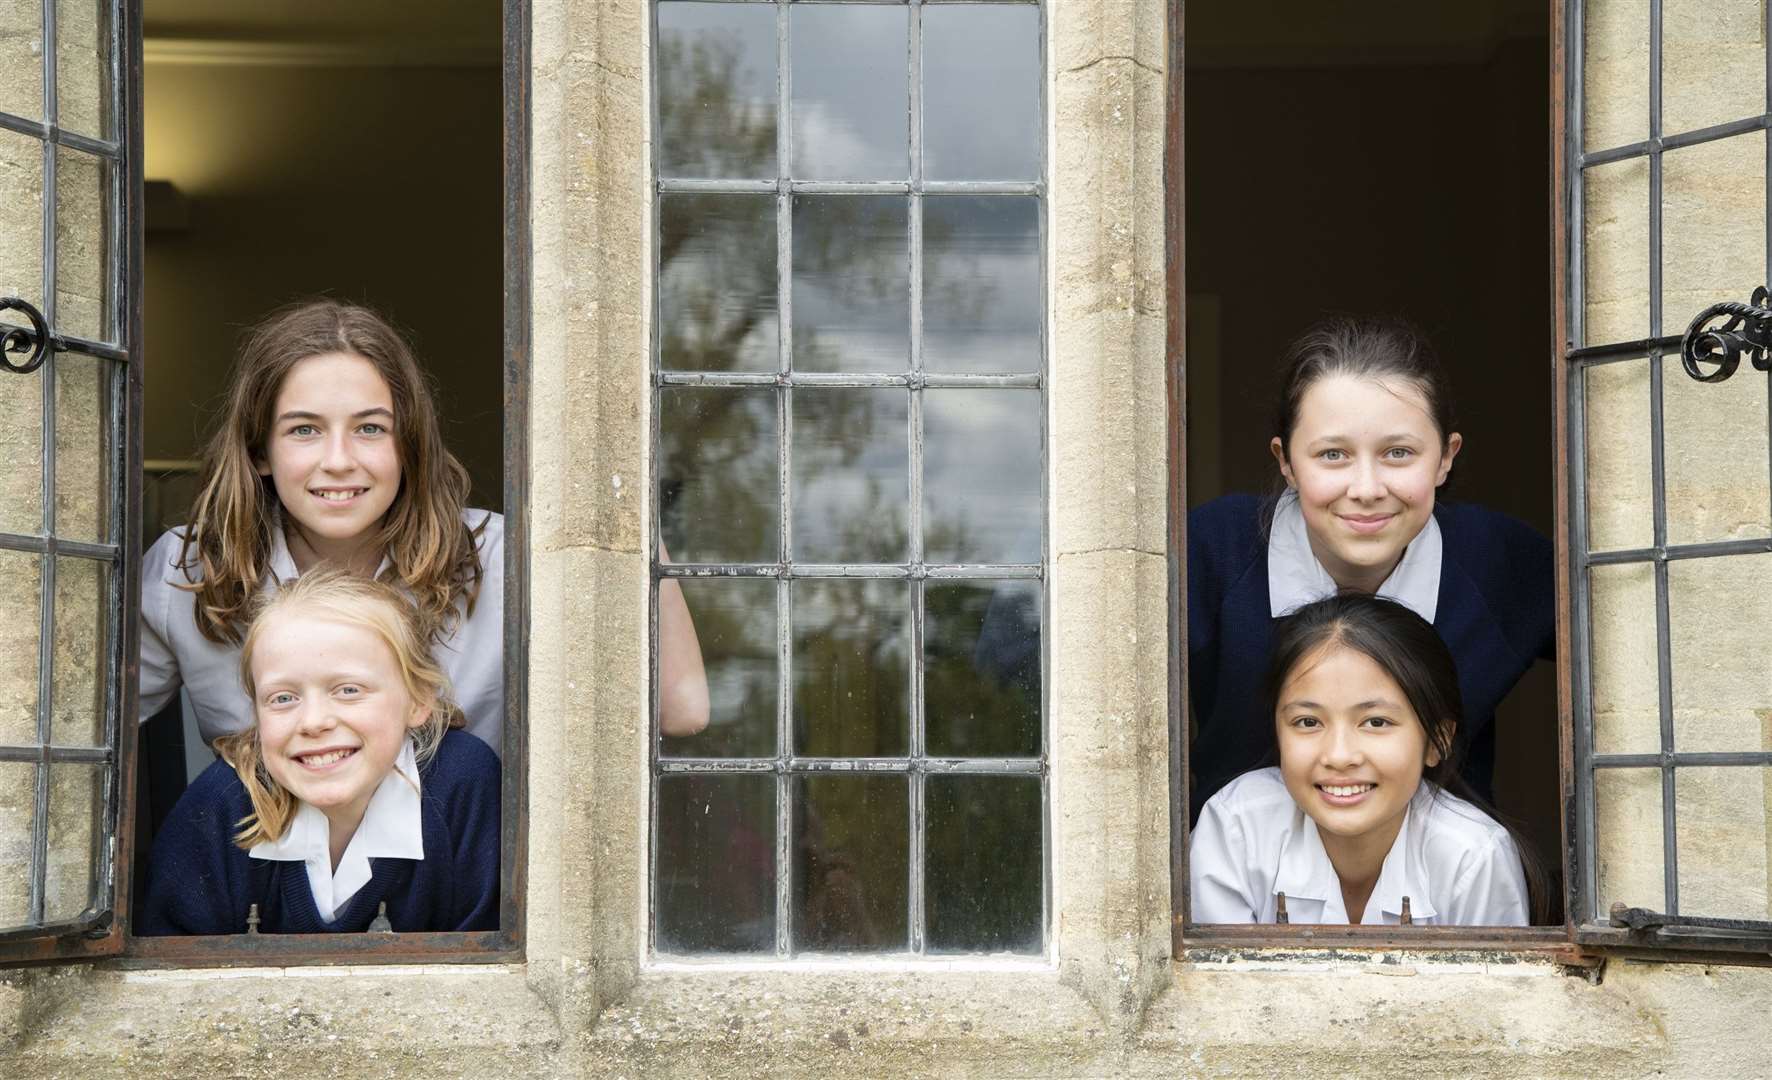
top-left (139, 299), bottom-right (709, 750)
top-left (140, 569), bottom-right (499, 934)
top-left (1187, 316), bottom-right (1554, 820)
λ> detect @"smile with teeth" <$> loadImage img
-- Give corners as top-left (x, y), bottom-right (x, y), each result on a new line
top-left (313, 488), bottom-right (366, 502)
top-left (297, 747), bottom-right (358, 768)
top-left (1319, 783), bottom-right (1374, 797)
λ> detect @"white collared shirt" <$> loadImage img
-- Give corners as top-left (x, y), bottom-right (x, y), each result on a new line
top-left (1189, 767), bottom-right (1529, 926)
top-left (138, 509), bottom-right (504, 752)
top-left (1266, 490), bottom-right (1442, 621)
top-left (249, 740), bottom-right (426, 922)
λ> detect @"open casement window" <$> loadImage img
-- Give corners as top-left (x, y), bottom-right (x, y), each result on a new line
top-left (0, 0), bottom-right (143, 964)
top-left (1564, 0), bottom-right (1772, 957)
top-left (649, 0), bottom-right (1048, 958)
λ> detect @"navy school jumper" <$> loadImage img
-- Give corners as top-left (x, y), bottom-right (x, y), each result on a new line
top-left (1187, 494), bottom-right (1555, 820)
top-left (138, 728), bottom-right (500, 935)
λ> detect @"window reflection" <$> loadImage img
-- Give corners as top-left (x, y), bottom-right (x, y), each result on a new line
top-left (790, 4), bottom-right (909, 180)
top-left (792, 579), bottom-right (911, 757)
top-left (923, 196), bottom-right (1041, 374)
top-left (657, 2), bottom-right (777, 179)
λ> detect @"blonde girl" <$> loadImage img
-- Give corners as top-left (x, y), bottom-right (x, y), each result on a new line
top-left (140, 570), bottom-right (499, 934)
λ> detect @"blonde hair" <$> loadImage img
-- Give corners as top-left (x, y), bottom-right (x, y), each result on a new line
top-left (214, 568), bottom-right (463, 850)
top-left (177, 299), bottom-right (484, 645)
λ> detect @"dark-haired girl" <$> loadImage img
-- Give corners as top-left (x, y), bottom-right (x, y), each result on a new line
top-left (1189, 593), bottom-right (1538, 926)
top-left (1188, 317), bottom-right (1554, 817)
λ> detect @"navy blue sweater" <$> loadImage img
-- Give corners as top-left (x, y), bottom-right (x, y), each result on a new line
top-left (138, 729), bottom-right (501, 935)
top-left (1188, 494), bottom-right (1555, 819)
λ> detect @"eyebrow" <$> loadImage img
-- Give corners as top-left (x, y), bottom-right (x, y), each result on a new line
top-left (1279, 698), bottom-right (1402, 711)
top-left (276, 406), bottom-right (395, 424)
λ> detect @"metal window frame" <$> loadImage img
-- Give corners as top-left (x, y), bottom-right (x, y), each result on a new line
top-left (1561, 0), bottom-right (1772, 957)
top-left (120, 0), bottom-right (532, 968)
top-left (647, 0), bottom-right (1051, 961)
top-left (0, 0), bottom-right (144, 966)
top-left (1168, 0), bottom-right (1585, 960)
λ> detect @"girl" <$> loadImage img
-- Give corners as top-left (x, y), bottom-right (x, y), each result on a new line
top-left (1187, 317), bottom-right (1553, 816)
top-left (1189, 593), bottom-right (1538, 926)
top-left (139, 569), bottom-right (499, 934)
top-left (139, 299), bottom-right (711, 751)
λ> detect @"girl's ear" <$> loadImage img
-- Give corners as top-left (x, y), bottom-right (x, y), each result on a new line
top-left (1435, 431), bottom-right (1464, 487)
top-left (407, 698), bottom-right (433, 731)
top-left (1425, 719), bottom-right (1455, 768)
top-left (1269, 437), bottom-right (1295, 487)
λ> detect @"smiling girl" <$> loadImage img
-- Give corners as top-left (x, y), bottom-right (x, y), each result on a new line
top-left (140, 299), bottom-right (709, 751)
top-left (1187, 317), bottom-right (1554, 817)
top-left (140, 570), bottom-right (498, 934)
top-left (1189, 593), bottom-right (1537, 926)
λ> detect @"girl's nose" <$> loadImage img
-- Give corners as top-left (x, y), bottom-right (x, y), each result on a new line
top-left (321, 431), bottom-right (355, 472)
top-left (1323, 725), bottom-right (1363, 768)
top-left (294, 702), bottom-right (339, 735)
top-left (1347, 456), bottom-right (1384, 501)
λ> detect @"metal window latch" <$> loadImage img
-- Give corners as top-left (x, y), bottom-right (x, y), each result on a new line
top-left (1680, 285), bottom-right (1772, 383)
top-left (1399, 896), bottom-right (1413, 926)
top-left (1274, 892), bottom-right (1289, 924)
top-left (0, 297), bottom-right (51, 375)
top-left (368, 901), bottom-right (393, 933)
top-left (1608, 902), bottom-right (1772, 935)
top-left (246, 903), bottom-right (260, 935)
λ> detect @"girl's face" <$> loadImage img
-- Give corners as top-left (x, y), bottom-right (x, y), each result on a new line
top-left (257, 352), bottom-right (402, 564)
top-left (252, 607), bottom-right (429, 834)
top-left (1269, 375), bottom-right (1461, 591)
top-left (1275, 642), bottom-right (1439, 851)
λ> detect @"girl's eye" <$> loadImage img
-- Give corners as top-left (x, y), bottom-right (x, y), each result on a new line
top-left (1289, 715), bottom-right (1321, 729)
top-left (358, 422), bottom-right (387, 436)
top-left (1383, 447), bottom-right (1414, 460)
top-left (337, 684), bottom-right (363, 697)
top-left (290, 424), bottom-right (318, 437)
top-left (267, 692), bottom-right (296, 706)
top-left (1364, 715), bottom-right (1395, 729)
top-left (1318, 449), bottom-right (1346, 463)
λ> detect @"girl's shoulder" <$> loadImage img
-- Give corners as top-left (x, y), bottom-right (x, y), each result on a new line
top-left (464, 508), bottom-right (504, 560)
top-left (422, 728), bottom-right (502, 790)
top-left (1202, 766), bottom-right (1293, 816)
top-left (144, 527), bottom-right (201, 585)
top-left (1414, 783), bottom-right (1516, 851)
top-left (1432, 501), bottom-right (1552, 564)
top-left (1187, 493), bottom-right (1267, 547)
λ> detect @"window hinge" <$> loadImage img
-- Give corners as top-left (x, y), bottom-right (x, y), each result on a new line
top-left (1681, 285), bottom-right (1772, 382)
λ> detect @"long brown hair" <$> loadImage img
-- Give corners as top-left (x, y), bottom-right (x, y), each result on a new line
top-left (215, 569), bottom-right (463, 849)
top-left (177, 299), bottom-right (482, 644)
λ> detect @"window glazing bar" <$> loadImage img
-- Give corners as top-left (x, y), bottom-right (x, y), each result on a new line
top-left (0, 534), bottom-right (120, 560)
top-left (772, 0), bottom-right (793, 959)
top-left (1565, 335), bottom-right (1681, 364)
top-left (657, 178), bottom-right (1039, 195)
top-left (1580, 114), bottom-right (1769, 169)
top-left (657, 371), bottom-right (1041, 388)
top-left (659, 756), bottom-right (1043, 775)
top-left (906, 0), bottom-right (928, 956)
top-left (659, 562), bottom-right (1042, 579)
top-left (0, 745), bottom-right (113, 764)
top-left (0, 110), bottom-right (121, 158)
top-left (1593, 751), bottom-right (1772, 768)
top-left (1584, 535), bottom-right (1772, 566)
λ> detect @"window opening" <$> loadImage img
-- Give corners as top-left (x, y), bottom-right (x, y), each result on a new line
top-left (650, 0), bottom-right (1048, 958)
top-left (1566, 0), bottom-right (1772, 953)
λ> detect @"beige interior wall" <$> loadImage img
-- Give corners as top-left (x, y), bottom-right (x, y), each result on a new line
top-left (1583, 0), bottom-right (1772, 919)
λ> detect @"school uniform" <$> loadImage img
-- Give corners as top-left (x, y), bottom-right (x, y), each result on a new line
top-left (1187, 492), bottom-right (1554, 817)
top-left (139, 508), bottom-right (505, 752)
top-left (1189, 767), bottom-right (1529, 926)
top-left (137, 729), bottom-right (500, 935)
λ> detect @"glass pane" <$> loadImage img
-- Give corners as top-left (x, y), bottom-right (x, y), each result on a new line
top-left (1663, 132), bottom-right (1765, 337)
top-left (925, 580), bottom-right (1039, 758)
top-left (1662, 0), bottom-right (1763, 138)
top-left (1668, 553), bottom-right (1772, 753)
top-left (1675, 766), bottom-right (1771, 920)
top-left (54, 349), bottom-right (110, 542)
top-left (0, 549), bottom-right (42, 746)
top-left (925, 774), bottom-right (1040, 953)
top-left (661, 577), bottom-right (776, 759)
top-left (659, 387), bottom-right (779, 564)
top-left (51, 555), bottom-right (104, 747)
top-left (657, 1), bottom-right (777, 179)
top-left (0, 364), bottom-right (43, 536)
top-left (789, 3), bottom-right (908, 180)
top-left (0, 128), bottom-right (46, 335)
top-left (1581, 157), bottom-right (1649, 347)
top-left (45, 761), bottom-right (100, 922)
top-left (1663, 360), bottom-right (1771, 552)
top-left (923, 389), bottom-right (1040, 564)
top-left (792, 579), bottom-right (909, 757)
top-left (1582, 359), bottom-right (1653, 553)
top-left (55, 0), bottom-right (109, 140)
top-left (655, 774), bottom-right (776, 953)
top-left (54, 145), bottom-right (110, 344)
top-left (1582, 0), bottom-right (1648, 153)
top-left (1589, 561), bottom-right (1660, 757)
top-left (923, 196), bottom-right (1039, 373)
top-left (792, 775), bottom-right (907, 951)
top-left (791, 388), bottom-right (907, 563)
top-left (0, 1), bottom-right (45, 122)
top-left (0, 762), bottom-right (33, 927)
top-left (659, 193), bottom-right (777, 373)
top-left (1594, 766), bottom-right (1666, 916)
top-left (922, 4), bottom-right (1039, 181)
top-left (791, 195), bottom-right (908, 373)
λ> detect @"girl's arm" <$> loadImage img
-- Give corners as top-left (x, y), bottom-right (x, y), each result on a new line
top-left (138, 532), bottom-right (185, 723)
top-left (138, 765), bottom-right (250, 935)
top-left (657, 541), bottom-right (710, 737)
top-left (1443, 835), bottom-right (1530, 927)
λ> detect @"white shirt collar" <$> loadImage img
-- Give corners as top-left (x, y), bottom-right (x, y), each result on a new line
top-left (1270, 789), bottom-right (1440, 923)
top-left (249, 740), bottom-right (426, 922)
top-left (1266, 490), bottom-right (1442, 622)
top-left (267, 504), bottom-right (393, 584)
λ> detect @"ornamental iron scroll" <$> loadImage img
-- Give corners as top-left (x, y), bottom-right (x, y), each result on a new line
top-left (1679, 286), bottom-right (1772, 383)
top-left (0, 297), bottom-right (51, 375)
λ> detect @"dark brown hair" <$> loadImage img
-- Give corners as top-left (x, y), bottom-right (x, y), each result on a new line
top-left (176, 299), bottom-right (482, 644)
top-left (1272, 316), bottom-right (1457, 457)
top-left (1262, 593), bottom-right (1549, 923)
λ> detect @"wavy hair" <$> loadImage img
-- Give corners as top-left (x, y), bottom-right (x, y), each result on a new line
top-left (214, 569), bottom-right (463, 849)
top-left (176, 299), bottom-right (483, 644)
